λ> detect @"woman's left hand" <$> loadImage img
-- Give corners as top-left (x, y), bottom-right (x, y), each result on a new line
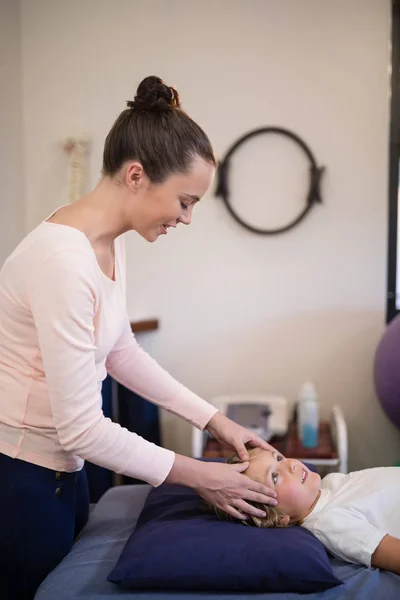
top-left (205, 412), bottom-right (275, 460)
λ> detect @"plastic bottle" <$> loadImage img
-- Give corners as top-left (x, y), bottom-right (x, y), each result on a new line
top-left (297, 382), bottom-right (319, 448)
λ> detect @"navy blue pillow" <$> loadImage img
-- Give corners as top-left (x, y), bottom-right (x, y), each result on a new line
top-left (108, 466), bottom-right (342, 593)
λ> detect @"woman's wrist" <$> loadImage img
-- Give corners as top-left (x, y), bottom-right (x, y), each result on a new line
top-left (204, 411), bottom-right (225, 435)
top-left (164, 453), bottom-right (205, 489)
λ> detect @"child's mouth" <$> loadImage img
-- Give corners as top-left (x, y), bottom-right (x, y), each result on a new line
top-left (301, 469), bottom-right (308, 484)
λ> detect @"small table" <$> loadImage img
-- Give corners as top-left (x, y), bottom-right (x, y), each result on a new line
top-left (203, 421), bottom-right (339, 472)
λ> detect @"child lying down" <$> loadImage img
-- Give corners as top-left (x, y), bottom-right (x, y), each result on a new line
top-left (212, 447), bottom-right (400, 575)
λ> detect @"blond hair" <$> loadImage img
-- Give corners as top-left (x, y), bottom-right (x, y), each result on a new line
top-left (210, 446), bottom-right (295, 528)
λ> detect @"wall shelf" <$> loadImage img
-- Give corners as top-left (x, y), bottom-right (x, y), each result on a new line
top-left (130, 319), bottom-right (159, 333)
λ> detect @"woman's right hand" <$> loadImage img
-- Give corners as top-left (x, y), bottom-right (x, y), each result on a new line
top-left (165, 455), bottom-right (278, 520)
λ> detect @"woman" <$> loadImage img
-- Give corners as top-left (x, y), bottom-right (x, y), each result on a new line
top-left (0, 76), bottom-right (277, 600)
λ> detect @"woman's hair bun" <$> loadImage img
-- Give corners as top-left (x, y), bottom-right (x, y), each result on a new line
top-left (126, 76), bottom-right (180, 111)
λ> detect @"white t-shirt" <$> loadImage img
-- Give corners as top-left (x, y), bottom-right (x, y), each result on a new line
top-left (302, 468), bottom-right (400, 567)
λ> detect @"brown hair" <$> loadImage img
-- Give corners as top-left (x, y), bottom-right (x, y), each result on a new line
top-left (211, 446), bottom-right (294, 528)
top-left (102, 75), bottom-right (216, 183)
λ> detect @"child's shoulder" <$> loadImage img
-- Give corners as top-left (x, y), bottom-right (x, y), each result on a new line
top-left (322, 466), bottom-right (399, 488)
top-left (320, 471), bottom-right (348, 491)
top-left (346, 466), bottom-right (399, 485)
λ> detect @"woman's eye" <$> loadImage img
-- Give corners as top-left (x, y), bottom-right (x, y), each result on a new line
top-left (180, 201), bottom-right (188, 210)
top-left (277, 455), bottom-right (283, 462)
top-left (272, 472), bottom-right (278, 484)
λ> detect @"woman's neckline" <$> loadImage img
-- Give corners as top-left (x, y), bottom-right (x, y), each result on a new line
top-left (42, 207), bottom-right (117, 285)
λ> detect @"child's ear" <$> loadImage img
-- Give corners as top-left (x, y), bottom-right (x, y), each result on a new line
top-left (279, 513), bottom-right (291, 527)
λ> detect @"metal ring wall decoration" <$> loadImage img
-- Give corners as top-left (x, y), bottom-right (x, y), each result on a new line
top-left (215, 127), bottom-right (325, 235)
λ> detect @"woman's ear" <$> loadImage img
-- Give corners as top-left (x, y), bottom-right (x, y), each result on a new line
top-left (124, 161), bottom-right (145, 192)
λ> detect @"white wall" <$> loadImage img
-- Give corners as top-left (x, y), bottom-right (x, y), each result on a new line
top-left (0, 0), bottom-right (24, 262)
top-left (19, 0), bottom-right (400, 470)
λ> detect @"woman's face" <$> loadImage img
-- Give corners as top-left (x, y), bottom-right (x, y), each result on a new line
top-left (131, 156), bottom-right (215, 242)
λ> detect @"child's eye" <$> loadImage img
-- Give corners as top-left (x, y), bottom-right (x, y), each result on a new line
top-left (272, 472), bottom-right (278, 484)
top-left (180, 201), bottom-right (188, 210)
top-left (277, 455), bottom-right (283, 462)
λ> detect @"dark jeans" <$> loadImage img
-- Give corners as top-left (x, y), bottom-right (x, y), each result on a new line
top-left (0, 452), bottom-right (89, 600)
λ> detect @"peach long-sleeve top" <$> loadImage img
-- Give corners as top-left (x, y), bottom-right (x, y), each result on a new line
top-left (0, 220), bottom-right (217, 486)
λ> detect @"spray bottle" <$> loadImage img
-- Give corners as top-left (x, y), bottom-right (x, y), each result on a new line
top-left (297, 382), bottom-right (319, 449)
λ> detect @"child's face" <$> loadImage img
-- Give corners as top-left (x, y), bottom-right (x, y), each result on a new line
top-left (245, 449), bottom-right (321, 523)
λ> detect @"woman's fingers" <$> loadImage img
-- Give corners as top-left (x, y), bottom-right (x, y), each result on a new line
top-left (232, 440), bottom-right (250, 461)
top-left (246, 433), bottom-right (276, 453)
top-left (232, 431), bottom-right (273, 459)
top-left (194, 461), bottom-right (280, 523)
top-left (228, 465), bottom-right (278, 503)
top-left (233, 499), bottom-right (267, 519)
top-left (244, 489), bottom-right (278, 506)
top-left (224, 505), bottom-right (248, 521)
top-left (244, 478), bottom-right (278, 502)
top-left (229, 461), bottom-right (249, 473)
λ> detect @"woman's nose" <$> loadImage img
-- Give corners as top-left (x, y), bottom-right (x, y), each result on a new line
top-left (179, 214), bottom-right (191, 225)
top-left (178, 206), bottom-right (193, 226)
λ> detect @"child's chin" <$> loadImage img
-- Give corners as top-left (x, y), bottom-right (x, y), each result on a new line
top-left (304, 470), bottom-right (318, 485)
top-left (310, 470), bottom-right (321, 485)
